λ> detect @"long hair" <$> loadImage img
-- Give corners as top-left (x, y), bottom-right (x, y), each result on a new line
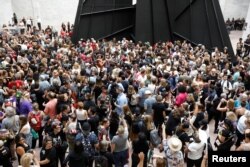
top-left (20, 153), bottom-right (33, 167)
top-left (19, 115), bottom-right (28, 132)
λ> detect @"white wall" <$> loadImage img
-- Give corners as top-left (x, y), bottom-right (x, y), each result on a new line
top-left (0, 0), bottom-right (79, 30)
top-left (219, 0), bottom-right (250, 20)
top-left (243, 4), bottom-right (250, 40)
top-left (0, 0), bottom-right (13, 27)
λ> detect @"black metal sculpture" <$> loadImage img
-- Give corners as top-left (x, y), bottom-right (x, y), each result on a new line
top-left (72, 0), bottom-right (235, 62)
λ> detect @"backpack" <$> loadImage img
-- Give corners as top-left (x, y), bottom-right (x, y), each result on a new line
top-left (150, 128), bottom-right (161, 147)
top-left (29, 111), bottom-right (42, 131)
top-left (93, 155), bottom-right (108, 167)
top-left (79, 132), bottom-right (96, 157)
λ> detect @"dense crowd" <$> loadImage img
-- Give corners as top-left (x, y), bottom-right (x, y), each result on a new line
top-left (225, 18), bottom-right (246, 31)
top-left (0, 15), bottom-right (250, 167)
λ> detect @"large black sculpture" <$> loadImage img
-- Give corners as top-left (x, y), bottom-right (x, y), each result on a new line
top-left (72, 0), bottom-right (235, 62)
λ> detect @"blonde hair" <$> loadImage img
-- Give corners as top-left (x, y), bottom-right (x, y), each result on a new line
top-left (117, 125), bottom-right (125, 135)
top-left (226, 112), bottom-right (237, 122)
top-left (144, 115), bottom-right (154, 130)
top-left (20, 153), bottom-right (33, 167)
top-left (227, 99), bottom-right (235, 111)
top-left (128, 85), bottom-right (135, 94)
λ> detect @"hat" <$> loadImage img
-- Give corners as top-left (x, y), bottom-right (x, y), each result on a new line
top-left (168, 137), bottom-right (182, 152)
top-left (0, 140), bottom-right (4, 147)
top-left (82, 122), bottom-right (91, 131)
top-left (145, 90), bottom-right (152, 95)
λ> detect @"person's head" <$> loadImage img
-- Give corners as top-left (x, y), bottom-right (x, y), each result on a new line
top-left (101, 85), bottom-right (107, 94)
top-left (156, 157), bottom-right (166, 167)
top-left (88, 106), bottom-right (97, 115)
top-left (52, 120), bottom-right (62, 133)
top-left (240, 93), bottom-right (248, 103)
top-left (123, 105), bottom-right (131, 114)
top-left (20, 153), bottom-right (34, 167)
top-left (178, 85), bottom-right (186, 93)
top-left (85, 93), bottom-right (92, 100)
top-left (144, 115), bottom-right (154, 130)
top-left (115, 84), bottom-right (124, 93)
top-left (156, 95), bottom-right (163, 102)
top-left (99, 139), bottom-right (109, 152)
top-left (47, 92), bottom-right (56, 100)
top-left (81, 121), bottom-right (91, 135)
top-left (4, 106), bottom-right (16, 117)
top-left (227, 99), bottom-right (235, 111)
top-left (43, 136), bottom-right (53, 150)
top-left (32, 102), bottom-right (39, 111)
top-left (19, 115), bottom-right (28, 127)
top-left (167, 137), bottom-right (182, 152)
top-left (180, 122), bottom-right (190, 132)
top-left (192, 131), bottom-right (201, 143)
top-left (144, 90), bottom-right (152, 97)
top-left (245, 129), bottom-right (250, 142)
top-left (15, 133), bottom-right (26, 145)
top-left (77, 101), bottom-right (84, 109)
top-left (101, 118), bottom-right (110, 128)
top-left (117, 125), bottom-right (125, 136)
top-left (218, 129), bottom-right (231, 143)
top-left (226, 112), bottom-right (237, 122)
top-left (128, 85), bottom-right (135, 94)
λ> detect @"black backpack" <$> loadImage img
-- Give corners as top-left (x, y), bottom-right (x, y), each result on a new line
top-left (93, 155), bottom-right (108, 167)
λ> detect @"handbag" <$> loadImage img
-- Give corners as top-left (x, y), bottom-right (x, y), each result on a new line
top-left (31, 128), bottom-right (39, 140)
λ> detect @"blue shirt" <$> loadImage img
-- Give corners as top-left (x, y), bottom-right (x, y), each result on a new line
top-left (116, 93), bottom-right (128, 115)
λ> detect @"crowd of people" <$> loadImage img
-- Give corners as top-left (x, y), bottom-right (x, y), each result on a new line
top-left (225, 18), bottom-right (246, 31)
top-left (0, 14), bottom-right (250, 167)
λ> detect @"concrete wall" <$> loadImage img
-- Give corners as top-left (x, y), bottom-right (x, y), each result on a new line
top-left (0, 0), bottom-right (79, 30)
top-left (219, 0), bottom-right (250, 20)
top-left (0, 0), bottom-right (13, 27)
top-left (243, 4), bottom-right (250, 40)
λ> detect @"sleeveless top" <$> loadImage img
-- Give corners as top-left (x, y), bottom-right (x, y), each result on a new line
top-left (17, 143), bottom-right (30, 164)
top-left (76, 109), bottom-right (88, 121)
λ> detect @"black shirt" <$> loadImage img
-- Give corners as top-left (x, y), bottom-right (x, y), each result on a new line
top-left (152, 102), bottom-right (166, 124)
top-left (40, 147), bottom-right (57, 167)
top-left (0, 147), bottom-right (12, 167)
top-left (100, 151), bottom-right (114, 167)
top-left (64, 151), bottom-right (88, 167)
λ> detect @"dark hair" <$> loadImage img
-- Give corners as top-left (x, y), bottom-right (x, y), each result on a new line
top-left (178, 85), bottom-right (186, 93)
top-left (15, 133), bottom-right (26, 144)
top-left (74, 141), bottom-right (84, 154)
top-left (42, 136), bottom-right (53, 147)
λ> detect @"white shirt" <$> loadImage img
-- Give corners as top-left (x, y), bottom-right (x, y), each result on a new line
top-left (76, 109), bottom-right (88, 121)
top-left (188, 141), bottom-right (205, 160)
top-left (237, 113), bottom-right (249, 134)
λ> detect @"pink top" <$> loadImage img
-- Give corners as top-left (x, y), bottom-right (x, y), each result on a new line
top-left (175, 92), bottom-right (187, 106)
